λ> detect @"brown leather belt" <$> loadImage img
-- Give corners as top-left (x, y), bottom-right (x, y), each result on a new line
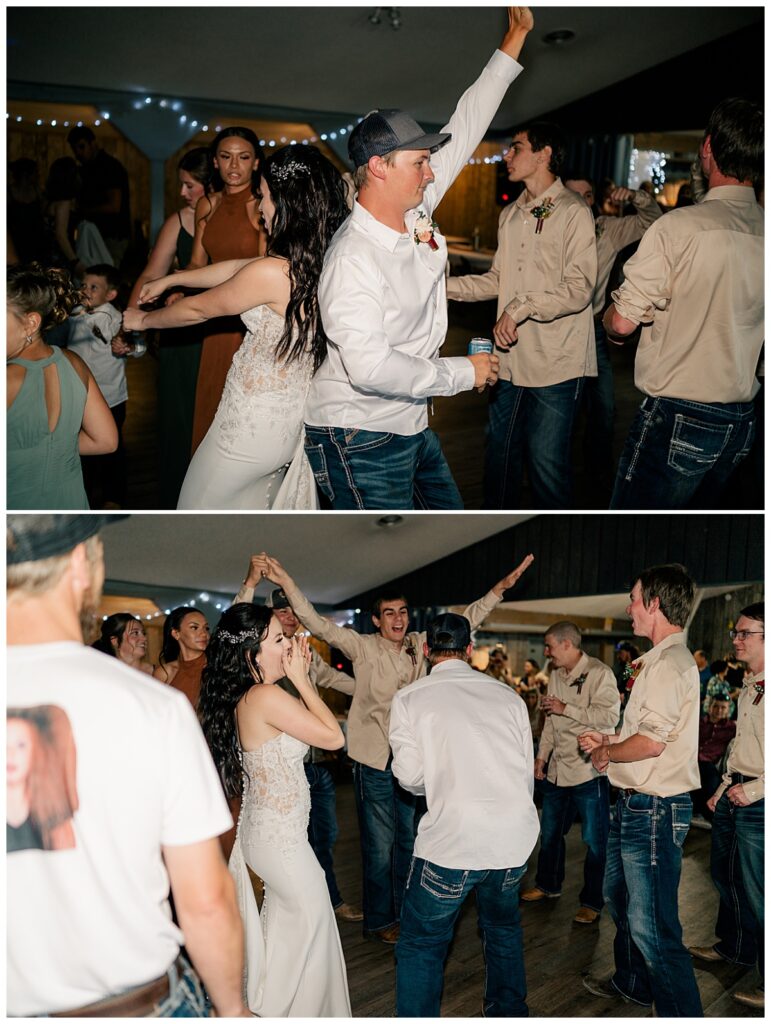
top-left (50, 955), bottom-right (183, 1017)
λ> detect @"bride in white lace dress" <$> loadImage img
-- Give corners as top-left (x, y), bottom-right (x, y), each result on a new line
top-left (198, 603), bottom-right (351, 1017)
top-left (124, 146), bottom-right (349, 509)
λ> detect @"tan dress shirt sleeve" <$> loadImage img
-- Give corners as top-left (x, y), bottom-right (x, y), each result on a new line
top-left (283, 582), bottom-right (366, 662)
top-left (611, 221), bottom-right (671, 325)
top-left (311, 649), bottom-right (356, 696)
top-left (537, 707), bottom-right (555, 763)
top-left (634, 657), bottom-right (691, 744)
top-left (232, 583), bottom-right (254, 605)
top-left (445, 208), bottom-right (507, 303)
top-left (462, 589), bottom-right (502, 630)
top-left (504, 201), bottom-right (596, 324)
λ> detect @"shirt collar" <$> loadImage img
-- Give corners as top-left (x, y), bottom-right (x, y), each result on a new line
top-left (351, 199), bottom-right (406, 253)
top-left (747, 670), bottom-right (764, 686)
top-left (702, 185), bottom-right (759, 204)
top-left (516, 176), bottom-right (563, 211)
top-left (638, 630), bottom-right (686, 665)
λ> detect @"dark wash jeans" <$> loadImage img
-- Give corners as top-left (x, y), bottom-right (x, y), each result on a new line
top-left (305, 762), bottom-right (343, 909)
top-left (604, 791), bottom-right (703, 1016)
top-left (611, 395), bottom-right (756, 509)
top-left (396, 857), bottom-right (528, 1017)
top-left (710, 791), bottom-right (764, 974)
top-left (485, 377), bottom-right (584, 509)
top-left (353, 760), bottom-right (417, 932)
top-left (535, 776), bottom-right (609, 911)
top-left (304, 425), bottom-right (463, 509)
top-left (582, 318), bottom-right (616, 494)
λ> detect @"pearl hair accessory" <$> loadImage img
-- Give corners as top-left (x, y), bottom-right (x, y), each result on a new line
top-left (218, 627), bottom-right (261, 645)
top-left (269, 161), bottom-right (311, 183)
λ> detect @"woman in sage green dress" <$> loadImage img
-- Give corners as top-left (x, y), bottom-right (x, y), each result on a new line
top-left (7, 263), bottom-right (118, 510)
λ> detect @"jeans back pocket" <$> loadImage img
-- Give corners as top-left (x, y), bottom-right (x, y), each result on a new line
top-left (667, 414), bottom-right (732, 476)
top-left (671, 801), bottom-right (691, 848)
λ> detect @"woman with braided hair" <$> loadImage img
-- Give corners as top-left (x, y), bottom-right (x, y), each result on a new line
top-left (7, 262), bottom-right (117, 509)
top-left (198, 603), bottom-right (351, 1016)
top-left (124, 144), bottom-right (349, 509)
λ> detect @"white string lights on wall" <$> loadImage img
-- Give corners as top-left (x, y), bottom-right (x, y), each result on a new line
top-left (101, 591), bottom-right (230, 623)
top-left (8, 102), bottom-right (509, 166)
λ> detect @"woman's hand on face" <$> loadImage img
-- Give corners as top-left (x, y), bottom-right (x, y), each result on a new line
top-left (281, 634), bottom-right (312, 688)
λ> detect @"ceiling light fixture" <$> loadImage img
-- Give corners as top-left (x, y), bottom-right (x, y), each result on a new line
top-left (376, 515), bottom-right (404, 528)
top-left (369, 8), bottom-right (402, 30)
top-left (543, 29), bottom-right (576, 46)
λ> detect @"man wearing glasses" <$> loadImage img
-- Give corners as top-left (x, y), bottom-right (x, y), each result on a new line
top-left (689, 603), bottom-right (765, 1011)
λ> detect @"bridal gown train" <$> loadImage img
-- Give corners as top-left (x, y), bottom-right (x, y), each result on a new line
top-left (177, 304), bottom-right (318, 509)
top-left (229, 732), bottom-right (351, 1017)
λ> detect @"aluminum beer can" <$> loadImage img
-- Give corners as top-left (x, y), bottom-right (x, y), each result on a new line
top-left (468, 337), bottom-right (493, 355)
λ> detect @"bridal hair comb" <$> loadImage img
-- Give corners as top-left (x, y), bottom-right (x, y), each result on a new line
top-left (218, 627), bottom-right (262, 645)
top-left (270, 161), bottom-right (312, 183)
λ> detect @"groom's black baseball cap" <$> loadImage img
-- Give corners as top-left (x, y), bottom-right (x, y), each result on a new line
top-left (426, 613), bottom-right (471, 652)
top-left (7, 514), bottom-right (129, 564)
top-left (348, 109), bottom-right (451, 167)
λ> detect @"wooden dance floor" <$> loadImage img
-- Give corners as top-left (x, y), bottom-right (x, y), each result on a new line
top-left (328, 776), bottom-right (760, 1018)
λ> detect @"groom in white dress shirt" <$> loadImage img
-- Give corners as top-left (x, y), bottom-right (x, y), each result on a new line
top-left (304, 7), bottom-right (534, 509)
top-left (389, 613), bottom-right (539, 1016)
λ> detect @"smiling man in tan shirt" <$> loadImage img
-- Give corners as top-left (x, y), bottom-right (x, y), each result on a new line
top-left (605, 98), bottom-right (764, 510)
top-left (447, 121), bottom-right (596, 509)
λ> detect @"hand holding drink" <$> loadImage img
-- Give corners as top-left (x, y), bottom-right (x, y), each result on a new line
top-left (468, 337), bottom-right (499, 393)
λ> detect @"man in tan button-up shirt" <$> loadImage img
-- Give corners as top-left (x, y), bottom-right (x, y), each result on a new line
top-left (605, 98), bottom-right (764, 510)
top-left (519, 621), bottom-right (619, 924)
top-left (579, 563), bottom-right (702, 1016)
top-left (447, 121), bottom-right (596, 509)
top-left (252, 550), bottom-right (534, 943)
top-left (690, 602), bottom-right (765, 1011)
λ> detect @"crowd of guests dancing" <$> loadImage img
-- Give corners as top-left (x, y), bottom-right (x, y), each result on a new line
top-left (8, 513), bottom-right (765, 1017)
top-left (8, 5), bottom-right (763, 512)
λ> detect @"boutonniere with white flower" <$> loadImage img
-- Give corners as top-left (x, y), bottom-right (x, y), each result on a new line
top-left (752, 678), bottom-right (764, 705)
top-left (413, 210), bottom-right (439, 251)
top-left (531, 197), bottom-right (555, 235)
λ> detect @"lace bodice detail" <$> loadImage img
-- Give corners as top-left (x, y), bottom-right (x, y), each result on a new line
top-left (216, 305), bottom-right (314, 451)
top-left (239, 732), bottom-right (310, 854)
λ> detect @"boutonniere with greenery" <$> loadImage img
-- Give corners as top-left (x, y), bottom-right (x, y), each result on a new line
top-left (413, 209), bottom-right (439, 251)
top-left (752, 678), bottom-right (764, 705)
top-left (532, 197), bottom-right (555, 235)
top-left (404, 641), bottom-right (418, 667)
top-left (625, 660), bottom-right (643, 692)
top-left (569, 672), bottom-right (588, 695)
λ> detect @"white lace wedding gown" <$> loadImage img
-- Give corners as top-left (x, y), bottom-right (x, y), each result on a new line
top-left (229, 732), bottom-right (352, 1017)
top-left (177, 305), bottom-right (318, 509)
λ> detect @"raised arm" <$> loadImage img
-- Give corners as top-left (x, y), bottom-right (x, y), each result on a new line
top-left (256, 553), bottom-right (366, 662)
top-left (123, 257), bottom-right (287, 333)
top-left (463, 553), bottom-right (535, 630)
top-left (426, 7), bottom-right (533, 210)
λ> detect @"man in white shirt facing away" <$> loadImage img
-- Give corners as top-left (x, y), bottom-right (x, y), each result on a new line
top-left (389, 613), bottom-right (539, 1016)
top-left (305, 7), bottom-right (533, 509)
top-left (7, 515), bottom-right (249, 1019)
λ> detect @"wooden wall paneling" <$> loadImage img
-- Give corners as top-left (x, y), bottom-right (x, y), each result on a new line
top-left (683, 515), bottom-right (711, 585)
top-left (726, 515), bottom-right (750, 584)
top-left (745, 516), bottom-right (764, 580)
top-left (434, 141), bottom-right (503, 249)
top-left (566, 515), bottom-right (586, 597)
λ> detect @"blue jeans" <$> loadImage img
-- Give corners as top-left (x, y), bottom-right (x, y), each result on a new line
top-left (305, 762), bottom-right (343, 909)
top-left (304, 425), bottom-right (463, 509)
top-left (535, 776), bottom-right (609, 911)
top-left (604, 792), bottom-right (703, 1016)
top-left (354, 760), bottom-right (417, 931)
top-left (583, 319), bottom-right (615, 492)
top-left (396, 857), bottom-right (528, 1017)
top-left (155, 955), bottom-right (208, 1017)
top-left (611, 395), bottom-right (756, 509)
top-left (710, 790), bottom-right (764, 974)
top-left (485, 377), bottom-right (584, 509)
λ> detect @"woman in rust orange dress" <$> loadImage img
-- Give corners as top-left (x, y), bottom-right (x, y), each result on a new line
top-left (187, 127), bottom-right (266, 453)
top-left (153, 606), bottom-right (211, 708)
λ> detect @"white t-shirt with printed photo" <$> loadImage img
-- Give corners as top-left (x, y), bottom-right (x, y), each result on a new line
top-left (7, 641), bottom-right (232, 1017)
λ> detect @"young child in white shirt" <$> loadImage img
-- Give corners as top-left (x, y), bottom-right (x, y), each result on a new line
top-left (66, 264), bottom-right (143, 507)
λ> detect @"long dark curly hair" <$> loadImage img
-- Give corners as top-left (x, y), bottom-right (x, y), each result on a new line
top-left (198, 603), bottom-right (273, 798)
top-left (264, 145), bottom-right (349, 372)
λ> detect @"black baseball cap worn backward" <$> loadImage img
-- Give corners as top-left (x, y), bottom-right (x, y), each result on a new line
top-left (348, 109), bottom-right (451, 167)
top-left (427, 613), bottom-right (471, 652)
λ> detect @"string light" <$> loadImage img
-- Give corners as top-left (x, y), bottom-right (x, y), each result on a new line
top-left (628, 147), bottom-right (667, 194)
